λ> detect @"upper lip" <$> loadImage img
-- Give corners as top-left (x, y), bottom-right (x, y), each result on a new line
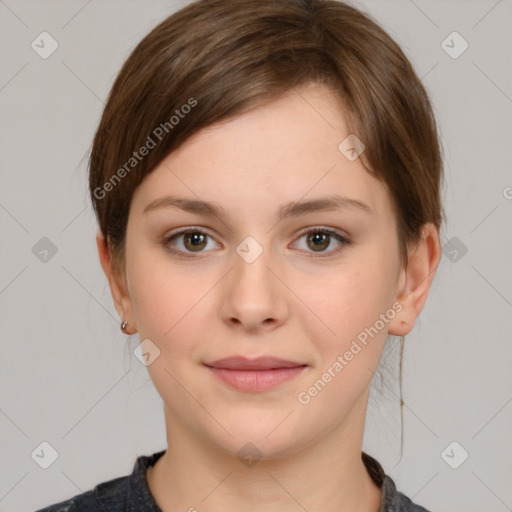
top-left (204, 356), bottom-right (307, 371)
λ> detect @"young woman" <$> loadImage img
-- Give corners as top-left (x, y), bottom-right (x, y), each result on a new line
top-left (37, 0), bottom-right (444, 510)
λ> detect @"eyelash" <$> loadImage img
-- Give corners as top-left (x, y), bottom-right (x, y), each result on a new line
top-left (162, 226), bottom-right (351, 259)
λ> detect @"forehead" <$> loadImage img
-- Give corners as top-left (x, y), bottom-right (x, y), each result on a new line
top-left (130, 82), bottom-right (393, 223)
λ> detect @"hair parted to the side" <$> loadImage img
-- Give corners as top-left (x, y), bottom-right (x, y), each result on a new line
top-left (88, 0), bottom-right (445, 278)
top-left (88, 0), bottom-right (446, 463)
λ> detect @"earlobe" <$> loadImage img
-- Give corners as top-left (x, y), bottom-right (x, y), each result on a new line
top-left (388, 224), bottom-right (441, 337)
top-left (96, 231), bottom-right (137, 333)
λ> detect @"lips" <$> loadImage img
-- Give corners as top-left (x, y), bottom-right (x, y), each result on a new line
top-left (203, 356), bottom-right (308, 392)
top-left (204, 356), bottom-right (306, 371)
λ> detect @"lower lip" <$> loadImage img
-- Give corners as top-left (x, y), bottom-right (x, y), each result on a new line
top-left (205, 365), bottom-right (307, 392)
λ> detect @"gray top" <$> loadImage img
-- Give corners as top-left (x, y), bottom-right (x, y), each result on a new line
top-left (35, 450), bottom-right (431, 511)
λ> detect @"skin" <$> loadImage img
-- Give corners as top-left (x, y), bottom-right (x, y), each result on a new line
top-left (97, 81), bottom-right (441, 512)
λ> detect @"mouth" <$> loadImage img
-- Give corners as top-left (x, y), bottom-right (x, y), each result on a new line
top-left (203, 356), bottom-right (308, 392)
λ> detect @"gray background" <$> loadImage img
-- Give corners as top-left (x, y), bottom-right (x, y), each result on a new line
top-left (0, 1), bottom-right (511, 511)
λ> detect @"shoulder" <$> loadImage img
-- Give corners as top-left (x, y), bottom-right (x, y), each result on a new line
top-left (381, 475), bottom-right (431, 512)
top-left (34, 450), bottom-right (165, 512)
top-left (34, 489), bottom-right (96, 511)
top-left (34, 474), bottom-right (130, 512)
top-left (361, 452), bottom-right (431, 512)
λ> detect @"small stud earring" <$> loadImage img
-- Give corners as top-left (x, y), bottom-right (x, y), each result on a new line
top-left (121, 320), bottom-right (128, 333)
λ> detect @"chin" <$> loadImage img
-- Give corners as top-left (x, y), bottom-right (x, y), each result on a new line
top-left (208, 418), bottom-right (307, 462)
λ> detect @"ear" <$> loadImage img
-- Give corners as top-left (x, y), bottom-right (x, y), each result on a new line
top-left (96, 231), bottom-right (137, 334)
top-left (388, 223), bottom-right (441, 337)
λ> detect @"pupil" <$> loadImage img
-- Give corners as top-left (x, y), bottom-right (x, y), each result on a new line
top-left (310, 232), bottom-right (328, 251)
top-left (187, 232), bottom-right (205, 250)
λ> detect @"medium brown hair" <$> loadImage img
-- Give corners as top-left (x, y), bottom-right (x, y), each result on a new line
top-left (89, 0), bottom-right (445, 275)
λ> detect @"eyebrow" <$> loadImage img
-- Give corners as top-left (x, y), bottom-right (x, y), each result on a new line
top-left (143, 194), bottom-right (374, 219)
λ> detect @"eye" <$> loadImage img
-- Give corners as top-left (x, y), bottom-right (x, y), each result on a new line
top-left (292, 227), bottom-right (350, 257)
top-left (163, 228), bottom-right (218, 258)
top-left (162, 226), bottom-right (350, 259)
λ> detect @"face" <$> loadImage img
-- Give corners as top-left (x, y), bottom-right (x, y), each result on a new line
top-left (100, 82), bottom-right (438, 460)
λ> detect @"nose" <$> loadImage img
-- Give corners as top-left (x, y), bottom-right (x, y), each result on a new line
top-left (219, 243), bottom-right (289, 333)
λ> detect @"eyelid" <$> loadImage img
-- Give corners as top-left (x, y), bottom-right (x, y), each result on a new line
top-left (162, 225), bottom-right (350, 258)
top-left (163, 226), bottom-right (220, 255)
top-left (295, 225), bottom-right (349, 239)
top-left (164, 225), bottom-right (216, 239)
top-left (291, 226), bottom-right (350, 257)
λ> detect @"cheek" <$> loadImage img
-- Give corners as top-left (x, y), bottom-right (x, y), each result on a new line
top-left (294, 267), bottom-right (396, 416)
top-left (304, 264), bottom-right (396, 341)
top-left (127, 254), bottom-right (213, 415)
top-left (297, 262), bottom-right (399, 399)
top-left (127, 246), bottom-right (202, 333)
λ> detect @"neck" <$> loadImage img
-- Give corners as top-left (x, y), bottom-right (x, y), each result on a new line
top-left (146, 399), bottom-right (382, 512)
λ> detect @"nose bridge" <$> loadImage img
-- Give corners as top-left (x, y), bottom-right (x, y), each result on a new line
top-left (220, 233), bottom-right (287, 329)
top-left (232, 233), bottom-right (275, 292)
